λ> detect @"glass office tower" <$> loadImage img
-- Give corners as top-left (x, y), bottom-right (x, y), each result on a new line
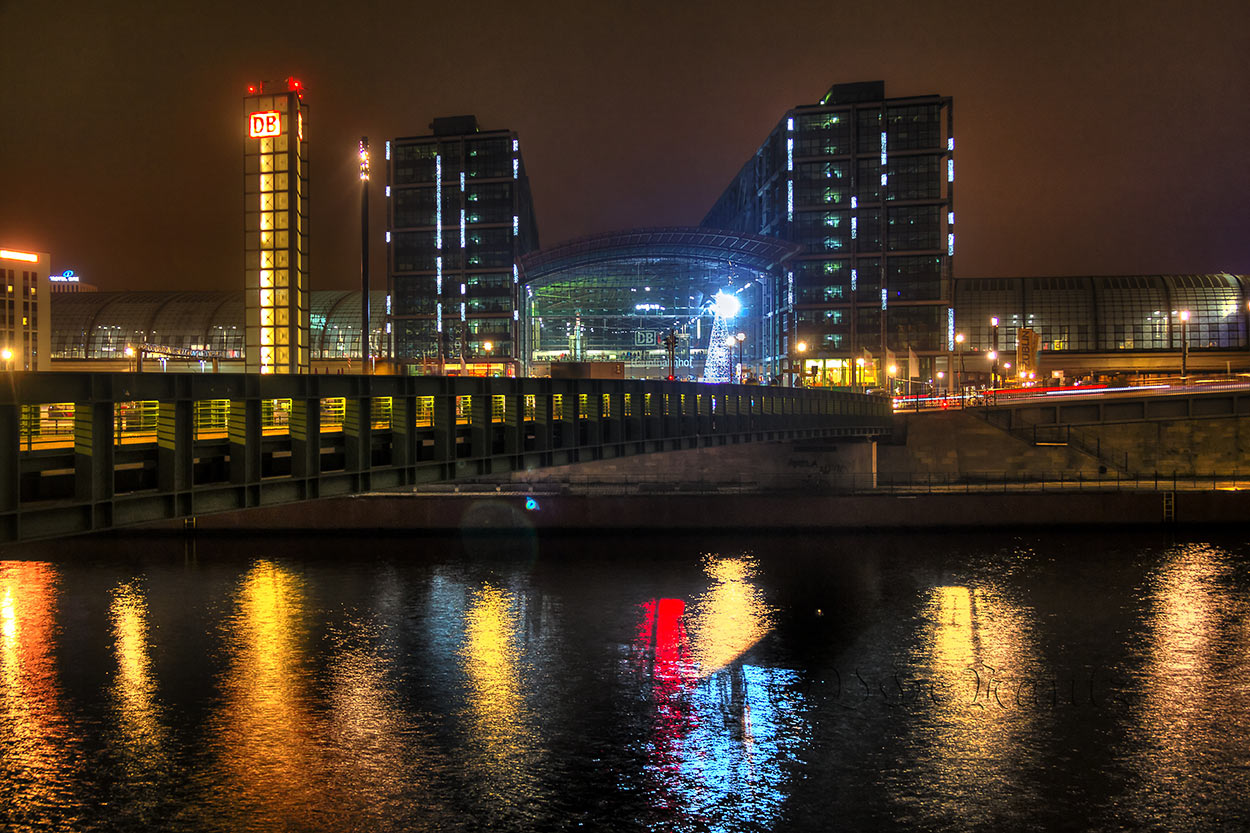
top-left (704, 81), bottom-right (953, 389)
top-left (386, 115), bottom-right (539, 376)
top-left (243, 77), bottom-right (310, 374)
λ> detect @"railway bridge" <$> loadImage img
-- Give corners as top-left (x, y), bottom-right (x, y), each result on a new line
top-left (1, 372), bottom-right (891, 543)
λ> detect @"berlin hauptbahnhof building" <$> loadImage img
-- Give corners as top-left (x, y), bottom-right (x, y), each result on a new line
top-left (22, 80), bottom-right (1250, 386)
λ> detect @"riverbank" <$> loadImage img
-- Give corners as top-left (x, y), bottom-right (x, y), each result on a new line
top-left (159, 487), bottom-right (1250, 533)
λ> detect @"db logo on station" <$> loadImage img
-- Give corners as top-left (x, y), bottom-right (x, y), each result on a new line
top-left (248, 111), bottom-right (282, 138)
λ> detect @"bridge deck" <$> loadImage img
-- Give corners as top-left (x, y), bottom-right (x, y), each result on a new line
top-left (1, 372), bottom-right (891, 543)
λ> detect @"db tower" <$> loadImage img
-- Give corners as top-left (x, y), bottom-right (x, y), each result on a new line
top-left (243, 78), bottom-right (309, 374)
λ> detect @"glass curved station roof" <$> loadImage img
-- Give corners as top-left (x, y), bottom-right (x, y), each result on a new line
top-left (52, 291), bottom-right (387, 360)
top-left (953, 274), bottom-right (1250, 353)
top-left (519, 227), bottom-right (799, 376)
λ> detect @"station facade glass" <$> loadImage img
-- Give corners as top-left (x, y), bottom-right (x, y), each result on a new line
top-left (518, 228), bottom-right (797, 380)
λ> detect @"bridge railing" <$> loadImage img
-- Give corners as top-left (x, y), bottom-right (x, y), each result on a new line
top-left (0, 371), bottom-right (890, 543)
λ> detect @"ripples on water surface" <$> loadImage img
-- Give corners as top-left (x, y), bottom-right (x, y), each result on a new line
top-left (1, 529), bottom-right (1249, 831)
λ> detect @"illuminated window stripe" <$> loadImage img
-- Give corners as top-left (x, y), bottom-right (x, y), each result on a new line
top-left (435, 155), bottom-right (442, 250)
top-left (851, 269), bottom-right (857, 291)
top-left (947, 308), bottom-right (955, 350)
top-left (436, 256), bottom-right (442, 295)
top-left (385, 140), bottom-right (391, 160)
top-left (513, 158), bottom-right (518, 180)
top-left (948, 233), bottom-right (955, 256)
top-left (948, 159), bottom-right (954, 182)
top-left (436, 302), bottom-right (443, 331)
top-left (787, 180), bottom-right (793, 221)
top-left (513, 215), bottom-right (519, 236)
top-left (786, 137), bottom-right (793, 171)
top-left (460, 210), bottom-right (466, 248)
top-left (851, 217), bottom-right (857, 239)
top-left (0, 250), bottom-right (38, 263)
top-left (881, 288), bottom-right (887, 310)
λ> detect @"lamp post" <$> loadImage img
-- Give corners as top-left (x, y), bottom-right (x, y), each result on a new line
top-left (987, 350), bottom-right (997, 403)
top-left (990, 317), bottom-right (999, 389)
top-left (1, 347), bottom-right (11, 372)
top-left (359, 137), bottom-right (371, 373)
top-left (795, 340), bottom-right (808, 387)
top-left (735, 331), bottom-right (746, 383)
top-left (1180, 309), bottom-right (1190, 384)
top-left (888, 363), bottom-right (898, 397)
top-left (482, 340), bottom-right (493, 376)
top-left (955, 333), bottom-right (966, 406)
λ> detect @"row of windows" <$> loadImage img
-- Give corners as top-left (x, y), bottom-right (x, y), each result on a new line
top-left (391, 229), bottom-right (516, 272)
top-left (391, 183), bottom-right (515, 228)
top-left (391, 137), bottom-right (514, 185)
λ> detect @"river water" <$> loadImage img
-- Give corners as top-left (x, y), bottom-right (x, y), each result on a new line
top-left (1, 526), bottom-right (1248, 831)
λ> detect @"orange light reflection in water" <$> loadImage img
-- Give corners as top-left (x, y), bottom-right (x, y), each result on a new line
top-left (210, 561), bottom-right (340, 827)
top-left (0, 562), bottom-right (81, 826)
top-left (1124, 544), bottom-right (1250, 823)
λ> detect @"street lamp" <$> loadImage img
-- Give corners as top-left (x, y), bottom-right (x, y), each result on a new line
top-left (795, 340), bottom-right (808, 386)
top-left (987, 350), bottom-right (998, 392)
top-left (1180, 309), bottom-right (1190, 383)
top-left (735, 331), bottom-right (746, 383)
top-left (887, 363), bottom-right (898, 396)
top-left (1, 347), bottom-right (11, 371)
top-left (955, 332), bottom-right (966, 405)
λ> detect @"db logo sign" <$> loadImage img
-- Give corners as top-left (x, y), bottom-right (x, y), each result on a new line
top-left (248, 111), bottom-right (282, 138)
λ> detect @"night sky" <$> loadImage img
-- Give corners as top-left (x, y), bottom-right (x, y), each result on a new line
top-left (2, 0), bottom-right (1246, 293)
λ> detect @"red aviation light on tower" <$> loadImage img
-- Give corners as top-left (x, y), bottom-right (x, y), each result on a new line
top-left (286, 77), bottom-right (303, 98)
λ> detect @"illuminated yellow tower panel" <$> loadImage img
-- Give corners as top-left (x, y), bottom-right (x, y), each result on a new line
top-left (243, 78), bottom-right (309, 374)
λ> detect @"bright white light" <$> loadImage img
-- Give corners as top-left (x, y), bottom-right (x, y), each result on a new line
top-left (711, 291), bottom-right (741, 319)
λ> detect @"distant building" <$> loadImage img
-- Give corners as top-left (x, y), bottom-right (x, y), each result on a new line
top-left (0, 247), bottom-right (51, 370)
top-left (48, 270), bottom-right (98, 293)
top-left (386, 115), bottom-right (539, 376)
top-left (704, 81), bottom-right (954, 388)
top-left (243, 77), bottom-right (310, 374)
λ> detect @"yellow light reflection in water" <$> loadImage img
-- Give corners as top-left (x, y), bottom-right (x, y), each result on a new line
top-left (910, 582), bottom-right (1043, 824)
top-left (460, 583), bottom-right (540, 803)
top-left (213, 560), bottom-right (339, 826)
top-left (1127, 543), bottom-right (1250, 820)
top-left (687, 555), bottom-right (773, 677)
top-left (109, 580), bottom-right (165, 759)
top-left (0, 561), bottom-right (79, 823)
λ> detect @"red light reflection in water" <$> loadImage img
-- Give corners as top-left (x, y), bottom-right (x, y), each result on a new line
top-left (633, 598), bottom-right (700, 820)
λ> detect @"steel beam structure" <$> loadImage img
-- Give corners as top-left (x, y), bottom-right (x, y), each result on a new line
top-left (0, 371), bottom-right (891, 543)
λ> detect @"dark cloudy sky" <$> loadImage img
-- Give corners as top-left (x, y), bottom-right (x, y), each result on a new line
top-left (1, 0), bottom-right (1246, 292)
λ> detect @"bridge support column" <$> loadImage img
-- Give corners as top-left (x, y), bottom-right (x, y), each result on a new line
top-left (74, 400), bottom-right (115, 526)
top-left (290, 398), bottom-right (322, 493)
top-left (531, 390), bottom-right (551, 455)
top-left (503, 391), bottom-right (524, 457)
top-left (344, 397), bottom-right (372, 488)
top-left (229, 398), bottom-right (261, 502)
top-left (469, 391), bottom-right (490, 463)
top-left (390, 393), bottom-right (417, 480)
top-left (583, 388), bottom-right (603, 452)
top-left (432, 391), bottom-right (457, 468)
top-left (0, 401), bottom-right (18, 518)
top-left (157, 400), bottom-right (193, 500)
top-left (604, 391), bottom-right (625, 445)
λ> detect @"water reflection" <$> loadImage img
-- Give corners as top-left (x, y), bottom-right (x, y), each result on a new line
top-left (210, 560), bottom-right (333, 826)
top-left (459, 583), bottom-right (543, 810)
top-left (908, 581), bottom-right (1045, 827)
top-left (109, 579), bottom-right (165, 758)
top-left (632, 554), bottom-right (804, 831)
top-left (1124, 543), bottom-right (1250, 827)
top-left (0, 561), bottom-right (80, 827)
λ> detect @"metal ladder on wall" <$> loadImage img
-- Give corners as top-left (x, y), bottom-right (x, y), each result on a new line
top-left (1162, 491), bottom-right (1175, 523)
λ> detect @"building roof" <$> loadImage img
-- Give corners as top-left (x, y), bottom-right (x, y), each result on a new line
top-left (519, 227), bottom-right (800, 283)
